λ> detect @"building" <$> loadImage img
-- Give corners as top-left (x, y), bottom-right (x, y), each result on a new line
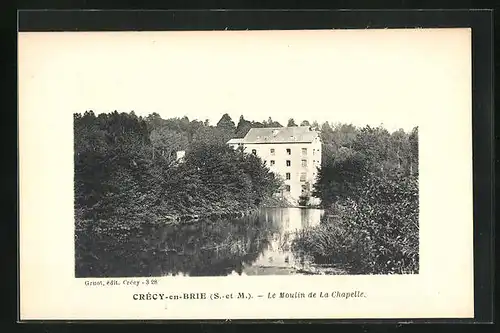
top-left (227, 126), bottom-right (322, 206)
top-left (227, 138), bottom-right (244, 150)
top-left (176, 150), bottom-right (186, 163)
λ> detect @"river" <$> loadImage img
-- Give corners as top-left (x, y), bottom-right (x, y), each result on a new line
top-left (76, 207), bottom-right (342, 277)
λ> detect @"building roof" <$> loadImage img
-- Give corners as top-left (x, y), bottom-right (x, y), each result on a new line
top-left (227, 138), bottom-right (244, 144)
top-left (241, 126), bottom-right (319, 144)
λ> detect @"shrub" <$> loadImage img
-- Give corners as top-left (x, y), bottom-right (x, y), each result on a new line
top-left (298, 194), bottom-right (310, 206)
top-left (292, 173), bottom-right (419, 274)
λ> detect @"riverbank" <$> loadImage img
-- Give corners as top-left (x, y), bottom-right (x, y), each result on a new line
top-left (75, 206), bottom-right (263, 232)
top-left (295, 264), bottom-right (347, 275)
top-left (291, 174), bottom-right (419, 275)
top-left (161, 207), bottom-right (261, 225)
top-left (242, 262), bottom-right (347, 276)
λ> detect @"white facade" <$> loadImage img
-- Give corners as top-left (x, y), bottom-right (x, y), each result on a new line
top-left (227, 138), bottom-right (244, 150)
top-left (228, 127), bottom-right (322, 206)
top-left (176, 150), bottom-right (186, 162)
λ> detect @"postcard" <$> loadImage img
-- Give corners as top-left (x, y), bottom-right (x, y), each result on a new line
top-left (19, 28), bottom-right (473, 320)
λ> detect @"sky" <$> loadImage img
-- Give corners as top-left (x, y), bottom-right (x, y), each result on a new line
top-left (19, 29), bottom-right (471, 132)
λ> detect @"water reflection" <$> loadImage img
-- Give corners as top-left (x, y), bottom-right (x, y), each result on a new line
top-left (241, 208), bottom-right (323, 275)
top-left (75, 208), bottom-right (324, 277)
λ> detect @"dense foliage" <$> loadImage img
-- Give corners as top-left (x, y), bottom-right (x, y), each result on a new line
top-left (75, 110), bottom-right (419, 276)
top-left (313, 123), bottom-right (418, 206)
top-left (74, 111), bottom-right (282, 233)
top-left (233, 115), bottom-right (283, 138)
top-left (292, 123), bottom-right (419, 274)
top-left (293, 172), bottom-right (419, 274)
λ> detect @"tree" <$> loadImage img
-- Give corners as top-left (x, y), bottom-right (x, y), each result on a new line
top-left (408, 127), bottom-right (419, 175)
top-left (389, 129), bottom-right (411, 172)
top-left (264, 117), bottom-right (283, 128)
top-left (235, 116), bottom-right (254, 138)
top-left (287, 118), bottom-right (297, 127)
top-left (216, 113), bottom-right (236, 132)
top-left (320, 122), bottom-right (335, 140)
top-left (320, 121), bottom-right (337, 163)
top-left (332, 123), bottom-right (357, 149)
top-left (150, 127), bottom-right (189, 160)
top-left (74, 111), bottom-right (153, 223)
top-left (311, 120), bottom-right (320, 130)
top-left (145, 112), bottom-right (164, 131)
top-left (312, 148), bottom-right (369, 206)
top-left (300, 120), bottom-right (310, 126)
top-left (352, 126), bottom-right (391, 174)
top-left (186, 119), bottom-right (204, 143)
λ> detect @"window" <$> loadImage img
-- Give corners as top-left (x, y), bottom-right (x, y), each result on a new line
top-left (285, 185), bottom-right (291, 192)
top-left (270, 148), bottom-right (275, 155)
top-left (302, 148), bottom-right (307, 155)
top-left (301, 159), bottom-right (307, 167)
top-left (286, 160), bottom-right (291, 167)
top-left (286, 173), bottom-right (291, 180)
top-left (300, 172), bottom-right (306, 182)
top-left (312, 149), bottom-right (315, 156)
top-left (286, 148), bottom-right (291, 155)
top-left (252, 149), bottom-right (257, 155)
top-left (270, 160), bottom-right (275, 166)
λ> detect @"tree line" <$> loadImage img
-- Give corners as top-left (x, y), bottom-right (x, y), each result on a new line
top-left (74, 111), bottom-right (284, 232)
top-left (312, 122), bottom-right (418, 206)
top-left (75, 110), bottom-right (419, 275)
top-left (293, 122), bottom-right (419, 275)
top-left (75, 111), bottom-right (418, 226)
